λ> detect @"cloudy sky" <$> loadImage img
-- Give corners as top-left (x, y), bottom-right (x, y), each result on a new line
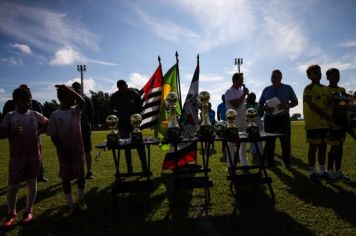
top-left (1, 0), bottom-right (356, 116)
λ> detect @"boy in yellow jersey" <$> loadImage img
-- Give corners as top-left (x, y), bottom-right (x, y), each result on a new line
top-left (303, 65), bottom-right (334, 184)
top-left (326, 68), bottom-right (349, 181)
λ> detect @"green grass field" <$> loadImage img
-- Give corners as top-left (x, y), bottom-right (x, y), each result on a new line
top-left (0, 121), bottom-right (355, 235)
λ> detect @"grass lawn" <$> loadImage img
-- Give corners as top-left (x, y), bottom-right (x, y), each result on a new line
top-left (0, 121), bottom-right (355, 235)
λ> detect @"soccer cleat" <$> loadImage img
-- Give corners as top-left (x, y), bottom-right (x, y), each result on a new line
top-left (1, 213), bottom-right (17, 229)
top-left (62, 206), bottom-right (75, 218)
top-left (335, 171), bottom-right (350, 181)
top-left (76, 199), bottom-right (87, 211)
top-left (309, 173), bottom-right (321, 184)
top-left (20, 209), bottom-right (33, 225)
top-left (318, 172), bottom-right (337, 182)
top-left (85, 171), bottom-right (94, 179)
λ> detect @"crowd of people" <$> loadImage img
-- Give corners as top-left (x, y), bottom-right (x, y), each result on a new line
top-left (0, 64), bottom-right (353, 229)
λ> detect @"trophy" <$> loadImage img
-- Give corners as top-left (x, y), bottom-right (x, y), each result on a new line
top-left (245, 108), bottom-right (260, 139)
top-left (130, 113), bottom-right (143, 145)
top-left (225, 109), bottom-right (239, 142)
top-left (214, 120), bottom-right (227, 138)
top-left (198, 91), bottom-right (214, 140)
top-left (106, 115), bottom-right (119, 148)
top-left (165, 92), bottom-right (182, 142)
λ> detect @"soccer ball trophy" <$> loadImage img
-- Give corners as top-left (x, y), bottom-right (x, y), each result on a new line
top-left (130, 113), bottom-right (143, 145)
top-left (165, 92), bottom-right (182, 142)
top-left (245, 108), bottom-right (260, 139)
top-left (198, 91), bottom-right (214, 140)
top-left (225, 109), bottom-right (239, 142)
top-left (214, 120), bottom-right (227, 138)
top-left (106, 115), bottom-right (119, 148)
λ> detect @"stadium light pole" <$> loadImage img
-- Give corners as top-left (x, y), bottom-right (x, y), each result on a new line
top-left (77, 65), bottom-right (86, 95)
top-left (234, 58), bottom-right (243, 73)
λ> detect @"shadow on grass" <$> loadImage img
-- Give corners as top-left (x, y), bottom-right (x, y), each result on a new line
top-left (271, 156), bottom-right (356, 228)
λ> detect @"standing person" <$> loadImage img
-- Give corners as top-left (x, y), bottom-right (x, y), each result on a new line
top-left (109, 80), bottom-right (147, 174)
top-left (326, 68), bottom-right (349, 180)
top-left (208, 102), bottom-right (217, 154)
top-left (259, 70), bottom-right (298, 169)
top-left (72, 82), bottom-right (95, 179)
top-left (225, 73), bottom-right (249, 169)
top-left (303, 65), bottom-right (334, 184)
top-left (0, 88), bottom-right (48, 228)
top-left (2, 84), bottom-right (48, 182)
top-left (48, 85), bottom-right (87, 217)
top-left (246, 92), bottom-right (263, 157)
top-left (217, 95), bottom-right (227, 162)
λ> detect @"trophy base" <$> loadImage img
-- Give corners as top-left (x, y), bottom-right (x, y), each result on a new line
top-left (246, 126), bottom-right (260, 140)
top-left (225, 127), bottom-right (239, 142)
top-left (131, 132), bottom-right (143, 145)
top-left (199, 125), bottom-right (214, 141)
top-left (165, 127), bottom-right (182, 143)
top-left (107, 133), bottom-right (119, 148)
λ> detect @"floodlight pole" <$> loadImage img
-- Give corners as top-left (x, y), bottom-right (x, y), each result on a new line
top-left (234, 58), bottom-right (243, 73)
top-left (77, 65), bottom-right (86, 95)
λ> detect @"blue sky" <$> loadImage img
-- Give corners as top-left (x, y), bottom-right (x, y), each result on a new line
top-left (1, 0), bottom-right (356, 116)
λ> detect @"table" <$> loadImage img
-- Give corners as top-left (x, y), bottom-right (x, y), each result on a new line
top-left (221, 132), bottom-right (283, 203)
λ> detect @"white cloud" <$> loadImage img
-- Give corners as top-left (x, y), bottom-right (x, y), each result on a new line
top-left (0, 88), bottom-right (5, 93)
top-left (338, 40), bottom-right (356, 48)
top-left (1, 57), bottom-right (23, 65)
top-left (64, 77), bottom-right (96, 95)
top-left (127, 73), bottom-right (149, 89)
top-left (0, 1), bottom-right (98, 52)
top-left (50, 47), bottom-right (83, 65)
top-left (9, 43), bottom-right (32, 54)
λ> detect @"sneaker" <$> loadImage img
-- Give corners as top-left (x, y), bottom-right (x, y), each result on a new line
top-left (309, 173), bottom-right (321, 184)
top-left (318, 172), bottom-right (337, 182)
top-left (37, 176), bottom-right (49, 182)
top-left (335, 171), bottom-right (350, 181)
top-left (1, 213), bottom-right (17, 229)
top-left (76, 199), bottom-right (87, 211)
top-left (62, 206), bottom-right (75, 218)
top-left (85, 171), bottom-right (94, 179)
top-left (20, 210), bottom-right (33, 225)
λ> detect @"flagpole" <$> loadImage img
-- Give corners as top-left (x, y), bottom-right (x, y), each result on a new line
top-left (175, 51), bottom-right (183, 111)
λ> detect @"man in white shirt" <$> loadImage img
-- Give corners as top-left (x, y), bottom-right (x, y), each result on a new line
top-left (225, 73), bottom-right (249, 168)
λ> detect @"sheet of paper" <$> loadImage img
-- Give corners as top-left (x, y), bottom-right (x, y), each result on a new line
top-left (266, 97), bottom-right (283, 115)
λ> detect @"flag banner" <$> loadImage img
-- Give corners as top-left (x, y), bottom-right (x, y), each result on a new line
top-left (156, 63), bottom-right (181, 139)
top-left (162, 61), bottom-right (200, 170)
top-left (140, 64), bottom-right (164, 130)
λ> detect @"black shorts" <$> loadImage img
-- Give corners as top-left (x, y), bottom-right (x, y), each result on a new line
top-left (306, 128), bottom-right (328, 144)
top-left (82, 131), bottom-right (92, 152)
top-left (328, 129), bottom-right (346, 145)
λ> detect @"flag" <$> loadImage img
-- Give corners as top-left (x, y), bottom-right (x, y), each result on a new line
top-left (156, 63), bottom-right (181, 140)
top-left (162, 58), bottom-right (200, 170)
top-left (140, 64), bottom-right (164, 129)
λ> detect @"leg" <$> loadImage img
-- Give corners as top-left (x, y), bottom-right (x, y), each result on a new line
top-left (137, 145), bottom-right (148, 173)
top-left (263, 115), bottom-right (276, 166)
top-left (24, 178), bottom-right (37, 212)
top-left (7, 184), bottom-right (20, 214)
top-left (317, 143), bottom-right (327, 168)
top-left (62, 179), bottom-right (73, 206)
top-left (279, 115), bottom-right (291, 168)
top-left (308, 144), bottom-right (318, 173)
top-left (239, 142), bottom-right (247, 166)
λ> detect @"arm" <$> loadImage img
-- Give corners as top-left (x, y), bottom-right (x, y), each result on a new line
top-left (55, 84), bottom-right (85, 110)
top-left (304, 95), bottom-right (332, 120)
top-left (228, 90), bottom-right (248, 109)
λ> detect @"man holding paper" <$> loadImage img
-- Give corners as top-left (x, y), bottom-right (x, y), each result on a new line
top-left (259, 70), bottom-right (298, 169)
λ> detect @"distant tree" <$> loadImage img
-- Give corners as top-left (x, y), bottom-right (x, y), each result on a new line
top-left (89, 90), bottom-right (111, 129)
top-left (291, 113), bottom-right (302, 121)
top-left (43, 100), bottom-right (60, 118)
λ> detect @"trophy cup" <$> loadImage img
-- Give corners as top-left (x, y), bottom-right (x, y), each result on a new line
top-left (214, 120), bottom-right (227, 138)
top-left (198, 91), bottom-right (214, 140)
top-left (130, 113), bottom-right (143, 145)
top-left (165, 92), bottom-right (182, 142)
top-left (225, 109), bottom-right (239, 142)
top-left (106, 115), bottom-right (119, 148)
top-left (245, 108), bottom-right (260, 139)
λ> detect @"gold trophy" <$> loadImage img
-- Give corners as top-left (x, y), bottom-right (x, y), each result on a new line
top-left (214, 120), bottom-right (227, 138)
top-left (165, 92), bottom-right (181, 142)
top-left (245, 108), bottom-right (260, 139)
top-left (106, 115), bottom-right (119, 148)
top-left (130, 113), bottom-right (143, 144)
top-left (225, 109), bottom-right (239, 142)
top-left (198, 91), bottom-right (214, 140)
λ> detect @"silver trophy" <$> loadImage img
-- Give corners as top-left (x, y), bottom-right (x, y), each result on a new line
top-left (225, 109), bottom-right (239, 142)
top-left (245, 108), bottom-right (260, 139)
top-left (198, 91), bottom-right (214, 140)
top-left (106, 115), bottom-right (119, 148)
top-left (130, 113), bottom-right (143, 144)
top-left (214, 120), bottom-right (227, 138)
top-left (165, 92), bottom-right (181, 142)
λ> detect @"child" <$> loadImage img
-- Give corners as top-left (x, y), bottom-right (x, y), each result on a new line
top-left (0, 88), bottom-right (48, 228)
top-left (303, 65), bottom-right (334, 184)
top-left (326, 68), bottom-right (349, 180)
top-left (47, 84), bottom-right (87, 217)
